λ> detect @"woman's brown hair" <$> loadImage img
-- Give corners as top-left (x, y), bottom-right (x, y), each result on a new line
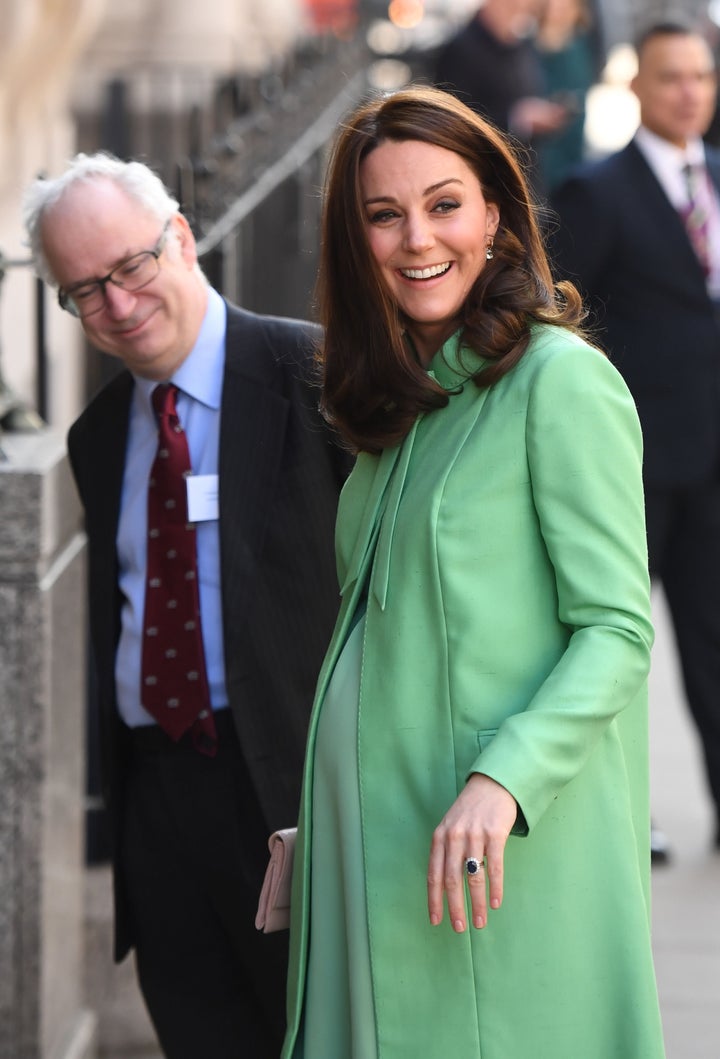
top-left (317, 85), bottom-right (584, 453)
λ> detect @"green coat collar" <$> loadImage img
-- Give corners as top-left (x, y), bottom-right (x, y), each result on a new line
top-left (427, 330), bottom-right (486, 390)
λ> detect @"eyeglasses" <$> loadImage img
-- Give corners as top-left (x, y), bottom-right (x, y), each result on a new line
top-left (58, 220), bottom-right (172, 318)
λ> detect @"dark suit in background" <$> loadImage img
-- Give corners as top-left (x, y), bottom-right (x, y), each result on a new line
top-left (552, 140), bottom-right (720, 484)
top-left (551, 134), bottom-right (720, 851)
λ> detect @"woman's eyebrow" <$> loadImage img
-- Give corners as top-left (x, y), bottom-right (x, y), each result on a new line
top-left (364, 178), bottom-right (465, 206)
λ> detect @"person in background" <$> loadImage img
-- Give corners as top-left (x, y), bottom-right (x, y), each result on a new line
top-left (551, 21), bottom-right (720, 862)
top-left (534, 0), bottom-right (598, 190)
top-left (23, 153), bottom-right (349, 1058)
top-left (433, 0), bottom-right (570, 188)
top-left (281, 85), bottom-right (665, 1059)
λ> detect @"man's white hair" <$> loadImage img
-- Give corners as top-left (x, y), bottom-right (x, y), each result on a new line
top-left (22, 152), bottom-right (180, 286)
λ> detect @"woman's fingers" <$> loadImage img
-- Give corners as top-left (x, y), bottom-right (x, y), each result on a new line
top-left (427, 832), bottom-right (450, 927)
top-left (427, 774), bottom-right (516, 931)
top-left (428, 830), bottom-right (469, 931)
top-left (485, 835), bottom-right (505, 911)
top-left (444, 843), bottom-right (472, 932)
top-left (428, 840), bottom-right (490, 932)
top-left (465, 857), bottom-right (488, 929)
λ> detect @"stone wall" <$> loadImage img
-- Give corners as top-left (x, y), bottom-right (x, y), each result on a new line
top-left (0, 431), bottom-right (94, 1059)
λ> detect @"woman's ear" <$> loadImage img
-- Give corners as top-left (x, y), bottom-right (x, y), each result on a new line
top-left (486, 202), bottom-right (500, 238)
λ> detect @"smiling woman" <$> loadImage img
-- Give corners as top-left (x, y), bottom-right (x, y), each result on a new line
top-left (281, 85), bottom-right (666, 1059)
top-left (316, 84), bottom-right (585, 453)
top-left (360, 139), bottom-right (499, 365)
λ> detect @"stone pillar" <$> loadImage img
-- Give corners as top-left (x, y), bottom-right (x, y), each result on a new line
top-left (0, 430), bottom-right (96, 1059)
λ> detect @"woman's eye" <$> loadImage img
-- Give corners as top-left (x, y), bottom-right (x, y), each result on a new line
top-left (433, 199), bottom-right (460, 214)
top-left (368, 208), bottom-right (398, 224)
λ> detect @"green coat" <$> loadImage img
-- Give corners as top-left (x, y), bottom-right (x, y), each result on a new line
top-left (284, 325), bottom-right (665, 1058)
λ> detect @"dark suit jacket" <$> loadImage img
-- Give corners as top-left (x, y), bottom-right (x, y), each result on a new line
top-left (550, 139), bottom-right (720, 487)
top-left (68, 300), bottom-right (349, 958)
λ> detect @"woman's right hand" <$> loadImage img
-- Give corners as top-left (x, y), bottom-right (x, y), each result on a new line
top-left (427, 772), bottom-right (518, 933)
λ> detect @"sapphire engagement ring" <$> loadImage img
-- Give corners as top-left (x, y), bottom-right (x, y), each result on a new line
top-left (465, 857), bottom-right (483, 875)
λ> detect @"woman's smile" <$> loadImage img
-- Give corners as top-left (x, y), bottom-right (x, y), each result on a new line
top-left (398, 261), bottom-right (453, 281)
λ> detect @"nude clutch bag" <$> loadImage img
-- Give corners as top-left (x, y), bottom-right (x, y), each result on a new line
top-left (255, 827), bottom-right (297, 933)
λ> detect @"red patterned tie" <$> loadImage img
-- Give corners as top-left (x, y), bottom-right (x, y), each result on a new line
top-left (140, 383), bottom-right (217, 755)
top-left (681, 163), bottom-right (711, 277)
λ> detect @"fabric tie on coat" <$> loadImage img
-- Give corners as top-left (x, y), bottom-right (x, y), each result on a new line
top-left (340, 444), bottom-right (404, 599)
top-left (140, 383), bottom-right (217, 755)
top-left (372, 416), bottom-right (422, 610)
top-left (338, 416), bottom-right (421, 611)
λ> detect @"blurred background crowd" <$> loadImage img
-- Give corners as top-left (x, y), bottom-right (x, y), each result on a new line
top-left (1, 0), bottom-right (718, 450)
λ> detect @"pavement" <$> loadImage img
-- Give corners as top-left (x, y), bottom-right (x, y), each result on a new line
top-left (84, 869), bottom-right (161, 1059)
top-left (84, 585), bottom-right (720, 1058)
top-left (646, 588), bottom-right (720, 1059)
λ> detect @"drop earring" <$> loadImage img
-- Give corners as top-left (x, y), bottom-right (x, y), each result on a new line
top-left (486, 239), bottom-right (494, 261)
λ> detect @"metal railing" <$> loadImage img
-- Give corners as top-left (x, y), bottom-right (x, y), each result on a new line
top-left (195, 69), bottom-right (367, 317)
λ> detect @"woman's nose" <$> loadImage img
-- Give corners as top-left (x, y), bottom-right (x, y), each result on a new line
top-left (403, 213), bottom-right (435, 253)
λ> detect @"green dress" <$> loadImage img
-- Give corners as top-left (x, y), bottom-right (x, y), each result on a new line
top-left (292, 606), bottom-right (377, 1058)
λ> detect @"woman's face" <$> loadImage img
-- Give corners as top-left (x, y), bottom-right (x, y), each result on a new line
top-left (360, 139), bottom-right (500, 365)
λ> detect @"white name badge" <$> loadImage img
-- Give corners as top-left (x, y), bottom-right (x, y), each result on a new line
top-left (186, 474), bottom-right (219, 522)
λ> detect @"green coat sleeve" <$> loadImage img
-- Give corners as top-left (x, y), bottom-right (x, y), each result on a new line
top-left (468, 343), bottom-right (654, 830)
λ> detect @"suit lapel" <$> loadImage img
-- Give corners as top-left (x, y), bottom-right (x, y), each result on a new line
top-left (626, 142), bottom-right (688, 227)
top-left (626, 140), bottom-right (713, 277)
top-left (706, 149), bottom-right (720, 198)
top-left (218, 306), bottom-right (290, 627)
top-left (99, 375), bottom-right (133, 544)
top-left (81, 371), bottom-right (133, 684)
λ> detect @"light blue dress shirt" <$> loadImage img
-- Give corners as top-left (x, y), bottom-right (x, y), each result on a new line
top-left (115, 286), bottom-right (229, 727)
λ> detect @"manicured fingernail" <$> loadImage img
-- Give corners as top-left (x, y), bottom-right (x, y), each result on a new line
top-left (430, 914), bottom-right (440, 926)
top-left (453, 919), bottom-right (465, 933)
top-left (474, 915), bottom-right (485, 929)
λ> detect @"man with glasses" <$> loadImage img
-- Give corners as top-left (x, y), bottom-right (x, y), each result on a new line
top-left (23, 153), bottom-right (349, 1058)
top-left (57, 217), bottom-right (172, 318)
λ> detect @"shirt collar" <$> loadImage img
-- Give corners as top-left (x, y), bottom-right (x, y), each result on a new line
top-left (133, 286), bottom-right (226, 412)
top-left (635, 124), bottom-right (706, 171)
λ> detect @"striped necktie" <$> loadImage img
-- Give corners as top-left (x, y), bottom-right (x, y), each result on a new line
top-left (681, 163), bottom-right (711, 276)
